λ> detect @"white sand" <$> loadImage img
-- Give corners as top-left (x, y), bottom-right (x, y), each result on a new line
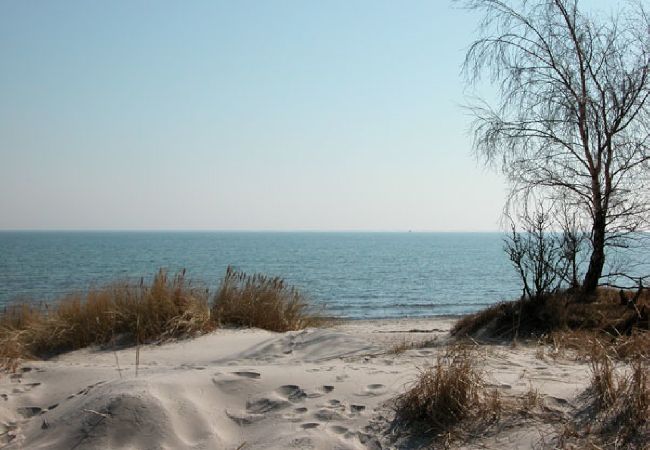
top-left (0, 318), bottom-right (591, 449)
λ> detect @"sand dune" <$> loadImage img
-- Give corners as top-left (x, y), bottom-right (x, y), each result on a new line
top-left (0, 318), bottom-right (591, 449)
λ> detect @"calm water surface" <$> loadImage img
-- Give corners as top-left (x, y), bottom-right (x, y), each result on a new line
top-left (0, 232), bottom-right (524, 319)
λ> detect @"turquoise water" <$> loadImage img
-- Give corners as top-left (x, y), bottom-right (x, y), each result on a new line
top-left (0, 232), bottom-right (524, 319)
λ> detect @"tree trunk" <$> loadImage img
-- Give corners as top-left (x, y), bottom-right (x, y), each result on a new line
top-left (582, 212), bottom-right (606, 294)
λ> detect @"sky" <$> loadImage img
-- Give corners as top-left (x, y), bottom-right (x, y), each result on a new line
top-left (0, 0), bottom-right (616, 231)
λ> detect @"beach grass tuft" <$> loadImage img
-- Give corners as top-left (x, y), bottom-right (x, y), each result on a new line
top-left (212, 266), bottom-right (322, 332)
top-left (583, 349), bottom-right (649, 446)
top-left (393, 344), bottom-right (494, 435)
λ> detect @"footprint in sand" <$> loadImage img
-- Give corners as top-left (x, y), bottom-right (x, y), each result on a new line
top-left (231, 371), bottom-right (261, 379)
top-left (281, 407), bottom-right (309, 423)
top-left (246, 397), bottom-right (291, 414)
top-left (67, 381), bottom-right (106, 399)
top-left (243, 384), bottom-right (313, 417)
top-left (276, 385), bottom-right (307, 402)
top-left (212, 370), bottom-right (261, 393)
top-left (291, 437), bottom-right (314, 448)
top-left (321, 401), bottom-right (346, 413)
top-left (308, 385), bottom-right (335, 398)
top-left (281, 414), bottom-right (303, 423)
top-left (180, 364), bottom-right (206, 371)
top-left (10, 382), bottom-right (41, 395)
top-left (212, 376), bottom-right (257, 394)
top-left (357, 431), bottom-right (380, 447)
top-left (356, 384), bottom-right (386, 397)
top-left (9, 374), bottom-right (22, 382)
top-left (16, 407), bottom-right (42, 418)
top-left (329, 425), bottom-right (348, 435)
top-left (544, 396), bottom-right (570, 407)
top-left (225, 409), bottom-right (265, 425)
top-left (15, 400), bottom-right (60, 420)
top-left (314, 408), bottom-right (346, 421)
top-left (350, 404), bottom-right (366, 414)
top-left (301, 422), bottom-right (320, 429)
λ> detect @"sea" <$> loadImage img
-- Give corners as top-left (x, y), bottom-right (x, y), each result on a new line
top-left (2, 231), bottom-right (646, 320)
top-left (0, 231), bottom-right (525, 319)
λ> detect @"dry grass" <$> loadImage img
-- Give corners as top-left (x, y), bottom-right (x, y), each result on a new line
top-left (451, 301), bottom-right (513, 339)
top-left (0, 270), bottom-right (214, 370)
top-left (552, 338), bottom-right (650, 448)
top-left (387, 338), bottom-right (415, 355)
top-left (0, 303), bottom-right (44, 370)
top-left (589, 350), bottom-right (617, 409)
top-left (0, 329), bottom-right (29, 373)
top-left (212, 266), bottom-right (321, 332)
top-left (387, 336), bottom-right (439, 355)
top-left (1, 267), bottom-right (323, 371)
top-left (622, 358), bottom-right (649, 430)
top-left (520, 383), bottom-right (541, 412)
top-left (582, 351), bottom-right (650, 447)
top-left (393, 344), bottom-right (495, 435)
top-left (534, 330), bottom-right (650, 448)
top-left (613, 330), bottom-right (650, 360)
top-left (542, 328), bottom-right (650, 363)
top-left (450, 295), bottom-right (574, 340)
top-left (452, 287), bottom-right (649, 342)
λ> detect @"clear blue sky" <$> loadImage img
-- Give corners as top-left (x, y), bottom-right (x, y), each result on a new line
top-left (0, 0), bottom-right (614, 231)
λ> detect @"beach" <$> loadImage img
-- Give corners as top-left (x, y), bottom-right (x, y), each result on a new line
top-left (0, 317), bottom-right (592, 449)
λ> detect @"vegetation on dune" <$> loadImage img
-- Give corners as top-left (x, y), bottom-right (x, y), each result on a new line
top-left (452, 288), bottom-right (650, 341)
top-left (0, 267), bottom-right (320, 371)
top-left (555, 346), bottom-right (650, 447)
top-left (393, 345), bottom-right (490, 435)
top-left (212, 266), bottom-right (321, 332)
top-left (450, 0), bottom-right (650, 356)
top-left (0, 270), bottom-right (214, 368)
top-left (390, 344), bottom-right (520, 448)
top-left (443, 2), bottom-right (650, 444)
top-left (392, 331), bottom-right (649, 448)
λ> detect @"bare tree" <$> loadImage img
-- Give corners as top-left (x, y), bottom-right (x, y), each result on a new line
top-left (556, 200), bottom-right (588, 289)
top-left (505, 208), bottom-right (568, 300)
top-left (462, 0), bottom-right (650, 294)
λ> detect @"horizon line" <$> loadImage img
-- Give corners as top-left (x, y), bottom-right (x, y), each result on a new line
top-left (0, 228), bottom-right (504, 233)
